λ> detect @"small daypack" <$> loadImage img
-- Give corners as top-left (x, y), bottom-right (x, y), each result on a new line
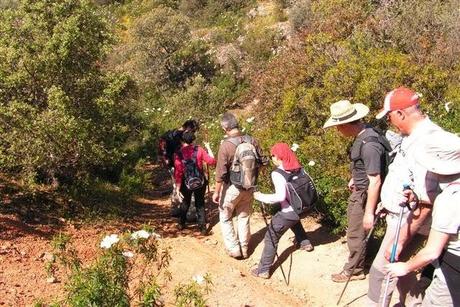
top-left (351, 128), bottom-right (398, 179)
top-left (177, 146), bottom-right (204, 191)
top-left (227, 135), bottom-right (260, 190)
top-left (275, 168), bottom-right (318, 215)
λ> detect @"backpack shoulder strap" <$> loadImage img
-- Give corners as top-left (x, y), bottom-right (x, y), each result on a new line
top-left (226, 136), bottom-right (242, 147)
top-left (192, 145), bottom-right (199, 162)
top-left (273, 168), bottom-right (294, 181)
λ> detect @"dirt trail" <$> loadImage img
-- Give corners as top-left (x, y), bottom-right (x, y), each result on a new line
top-left (0, 172), bottom-right (372, 306)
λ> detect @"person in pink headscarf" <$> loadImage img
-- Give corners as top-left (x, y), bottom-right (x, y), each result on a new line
top-left (251, 143), bottom-right (314, 279)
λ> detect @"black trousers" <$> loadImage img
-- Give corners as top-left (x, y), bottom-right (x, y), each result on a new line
top-left (179, 181), bottom-right (207, 226)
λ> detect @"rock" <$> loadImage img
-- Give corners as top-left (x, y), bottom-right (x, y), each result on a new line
top-left (41, 252), bottom-right (54, 262)
top-left (46, 276), bottom-right (57, 284)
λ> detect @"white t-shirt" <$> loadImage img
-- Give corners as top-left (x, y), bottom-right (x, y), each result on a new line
top-left (431, 183), bottom-right (460, 257)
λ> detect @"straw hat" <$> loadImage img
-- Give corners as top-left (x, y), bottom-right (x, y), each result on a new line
top-left (323, 100), bottom-right (369, 129)
top-left (415, 131), bottom-right (460, 175)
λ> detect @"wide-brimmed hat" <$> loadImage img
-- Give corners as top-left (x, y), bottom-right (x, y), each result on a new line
top-left (323, 100), bottom-right (369, 129)
top-left (415, 131), bottom-right (460, 175)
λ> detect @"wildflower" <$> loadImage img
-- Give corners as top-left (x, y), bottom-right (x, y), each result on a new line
top-left (308, 160), bottom-right (316, 167)
top-left (122, 251), bottom-right (134, 258)
top-left (291, 143), bottom-right (300, 152)
top-left (193, 274), bottom-right (205, 285)
top-left (157, 107), bottom-right (161, 111)
top-left (444, 102), bottom-right (452, 113)
top-left (246, 116), bottom-right (255, 123)
top-left (100, 234), bottom-right (119, 249)
top-left (131, 230), bottom-right (150, 240)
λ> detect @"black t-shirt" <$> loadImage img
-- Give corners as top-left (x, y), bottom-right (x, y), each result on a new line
top-left (349, 127), bottom-right (385, 190)
top-left (163, 129), bottom-right (184, 165)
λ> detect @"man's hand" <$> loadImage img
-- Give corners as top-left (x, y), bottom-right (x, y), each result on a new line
top-left (347, 178), bottom-right (355, 191)
top-left (384, 241), bottom-right (403, 262)
top-left (385, 262), bottom-right (410, 277)
top-left (212, 191), bottom-right (220, 204)
top-left (363, 213), bottom-right (374, 231)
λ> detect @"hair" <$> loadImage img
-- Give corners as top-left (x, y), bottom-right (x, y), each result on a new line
top-left (182, 119), bottom-right (199, 132)
top-left (181, 131), bottom-right (196, 145)
top-left (220, 112), bottom-right (239, 131)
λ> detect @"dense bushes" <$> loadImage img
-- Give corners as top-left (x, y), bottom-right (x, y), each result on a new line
top-left (251, 0), bottom-right (460, 231)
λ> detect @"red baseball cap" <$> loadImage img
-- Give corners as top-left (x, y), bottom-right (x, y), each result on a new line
top-left (376, 87), bottom-right (420, 119)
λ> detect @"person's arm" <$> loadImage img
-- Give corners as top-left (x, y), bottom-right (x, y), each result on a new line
top-left (361, 142), bottom-right (384, 231)
top-left (212, 143), bottom-right (227, 204)
top-left (203, 142), bottom-right (215, 159)
top-left (364, 174), bottom-right (382, 230)
top-left (173, 153), bottom-right (183, 191)
top-left (384, 201), bottom-right (432, 261)
top-left (385, 228), bottom-right (449, 277)
top-left (200, 146), bottom-right (216, 166)
top-left (254, 172), bottom-right (286, 204)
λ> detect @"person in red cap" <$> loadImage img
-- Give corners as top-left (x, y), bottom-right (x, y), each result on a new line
top-left (385, 130), bottom-right (460, 307)
top-left (367, 87), bottom-right (446, 306)
top-left (250, 143), bottom-right (314, 279)
top-left (324, 100), bottom-right (386, 283)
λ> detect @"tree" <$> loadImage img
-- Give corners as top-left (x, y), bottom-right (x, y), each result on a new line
top-left (0, 0), bottom-right (137, 187)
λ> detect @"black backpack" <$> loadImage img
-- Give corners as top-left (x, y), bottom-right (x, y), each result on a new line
top-left (274, 168), bottom-right (318, 215)
top-left (351, 128), bottom-right (397, 179)
top-left (177, 146), bottom-right (204, 191)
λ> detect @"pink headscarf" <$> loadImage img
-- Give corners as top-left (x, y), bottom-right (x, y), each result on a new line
top-left (270, 143), bottom-right (301, 171)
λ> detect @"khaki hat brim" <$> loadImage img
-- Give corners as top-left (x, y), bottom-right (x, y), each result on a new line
top-left (323, 103), bottom-right (370, 129)
top-left (415, 131), bottom-right (460, 175)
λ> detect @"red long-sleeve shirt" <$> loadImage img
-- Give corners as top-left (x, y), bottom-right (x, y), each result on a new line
top-left (174, 145), bottom-right (216, 185)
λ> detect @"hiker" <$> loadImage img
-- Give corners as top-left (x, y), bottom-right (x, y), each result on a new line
top-left (367, 87), bottom-right (445, 306)
top-left (323, 100), bottom-right (385, 282)
top-left (385, 130), bottom-right (460, 307)
top-left (159, 119), bottom-right (200, 169)
top-left (251, 142), bottom-right (314, 279)
top-left (212, 112), bottom-right (266, 259)
top-left (174, 131), bottom-right (216, 235)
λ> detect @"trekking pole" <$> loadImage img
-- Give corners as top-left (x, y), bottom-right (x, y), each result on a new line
top-left (260, 202), bottom-right (289, 286)
top-left (381, 185), bottom-right (411, 307)
top-left (336, 214), bottom-right (380, 305)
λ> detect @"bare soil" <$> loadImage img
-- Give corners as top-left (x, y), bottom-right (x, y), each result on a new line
top-left (0, 168), bottom-right (372, 307)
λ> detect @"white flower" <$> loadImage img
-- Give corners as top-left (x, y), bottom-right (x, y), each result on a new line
top-left (192, 274), bottom-right (205, 284)
top-left (444, 102), bottom-right (453, 113)
top-left (122, 251), bottom-right (134, 258)
top-left (131, 230), bottom-right (150, 240)
top-left (308, 160), bottom-right (316, 167)
top-left (157, 107), bottom-right (161, 111)
top-left (100, 234), bottom-right (119, 249)
top-left (246, 117), bottom-right (255, 123)
top-left (291, 143), bottom-right (300, 152)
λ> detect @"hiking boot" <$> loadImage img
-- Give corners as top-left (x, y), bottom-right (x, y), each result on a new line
top-left (299, 242), bottom-right (314, 252)
top-left (241, 246), bottom-right (248, 259)
top-left (331, 270), bottom-right (365, 283)
top-left (199, 224), bottom-right (207, 236)
top-left (228, 248), bottom-right (242, 259)
top-left (250, 267), bottom-right (269, 279)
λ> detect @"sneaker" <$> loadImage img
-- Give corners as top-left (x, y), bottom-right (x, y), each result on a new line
top-left (228, 249), bottom-right (242, 259)
top-left (331, 270), bottom-right (365, 283)
top-left (299, 243), bottom-right (314, 252)
top-left (250, 267), bottom-right (269, 279)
